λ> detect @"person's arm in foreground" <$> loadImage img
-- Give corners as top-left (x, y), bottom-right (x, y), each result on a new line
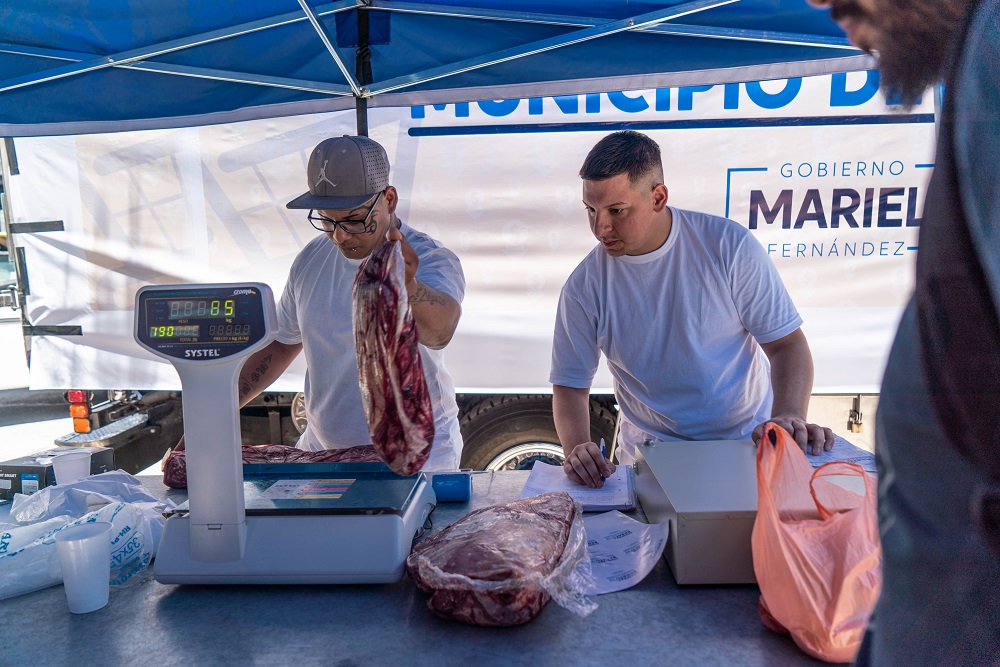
top-left (388, 227), bottom-right (461, 348)
top-left (753, 328), bottom-right (834, 454)
top-left (174, 340), bottom-right (302, 451)
top-left (554, 384), bottom-right (615, 488)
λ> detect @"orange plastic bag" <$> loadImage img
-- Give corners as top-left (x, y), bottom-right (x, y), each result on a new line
top-left (751, 423), bottom-right (882, 663)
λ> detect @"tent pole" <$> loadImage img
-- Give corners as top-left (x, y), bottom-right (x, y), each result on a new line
top-left (355, 5), bottom-right (372, 136)
top-left (356, 97), bottom-right (368, 136)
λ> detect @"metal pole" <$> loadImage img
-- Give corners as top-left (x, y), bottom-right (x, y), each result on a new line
top-left (355, 6), bottom-right (371, 136)
top-left (356, 98), bottom-right (368, 137)
top-left (0, 138), bottom-right (31, 363)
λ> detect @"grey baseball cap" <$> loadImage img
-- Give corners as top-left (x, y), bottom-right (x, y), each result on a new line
top-left (286, 135), bottom-right (390, 210)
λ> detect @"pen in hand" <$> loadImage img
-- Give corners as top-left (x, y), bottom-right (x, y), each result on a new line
top-left (599, 437), bottom-right (607, 482)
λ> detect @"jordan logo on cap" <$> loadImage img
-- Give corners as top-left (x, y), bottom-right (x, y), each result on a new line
top-left (315, 160), bottom-right (336, 189)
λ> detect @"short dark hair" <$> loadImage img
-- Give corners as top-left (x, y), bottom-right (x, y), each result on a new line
top-left (579, 131), bottom-right (663, 185)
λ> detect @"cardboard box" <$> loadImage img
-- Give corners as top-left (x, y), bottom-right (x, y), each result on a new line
top-left (634, 439), bottom-right (758, 585)
top-left (0, 447), bottom-right (115, 501)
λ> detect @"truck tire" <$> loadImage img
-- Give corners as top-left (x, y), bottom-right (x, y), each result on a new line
top-left (458, 394), bottom-right (617, 471)
top-left (291, 391), bottom-right (308, 434)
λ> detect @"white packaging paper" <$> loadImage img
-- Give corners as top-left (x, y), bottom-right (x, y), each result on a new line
top-left (583, 511), bottom-right (669, 595)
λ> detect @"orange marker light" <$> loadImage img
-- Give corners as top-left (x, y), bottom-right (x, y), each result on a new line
top-left (69, 404), bottom-right (90, 419)
top-left (72, 418), bottom-right (91, 433)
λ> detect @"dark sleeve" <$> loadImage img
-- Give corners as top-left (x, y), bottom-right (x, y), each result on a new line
top-left (913, 2), bottom-right (1000, 484)
top-left (956, 0), bottom-right (1000, 312)
top-left (957, 2), bottom-right (1000, 542)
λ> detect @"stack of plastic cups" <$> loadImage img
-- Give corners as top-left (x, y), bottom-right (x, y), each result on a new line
top-left (51, 450), bottom-right (91, 485)
top-left (54, 521), bottom-right (114, 613)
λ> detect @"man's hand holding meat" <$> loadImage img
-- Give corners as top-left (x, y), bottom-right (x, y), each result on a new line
top-left (181, 135), bottom-right (467, 472)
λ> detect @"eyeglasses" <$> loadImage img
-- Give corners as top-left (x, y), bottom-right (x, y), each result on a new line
top-left (308, 191), bottom-right (383, 234)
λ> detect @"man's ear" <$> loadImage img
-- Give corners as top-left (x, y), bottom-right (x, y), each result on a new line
top-left (384, 185), bottom-right (399, 214)
top-left (651, 183), bottom-right (669, 212)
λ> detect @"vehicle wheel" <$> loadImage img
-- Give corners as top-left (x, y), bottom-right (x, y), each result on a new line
top-left (458, 394), bottom-right (617, 471)
top-left (291, 392), bottom-right (308, 434)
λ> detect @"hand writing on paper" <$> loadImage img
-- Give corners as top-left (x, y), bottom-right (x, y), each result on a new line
top-left (563, 441), bottom-right (616, 488)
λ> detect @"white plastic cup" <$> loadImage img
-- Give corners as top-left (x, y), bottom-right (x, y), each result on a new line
top-left (54, 521), bottom-right (113, 614)
top-left (51, 450), bottom-right (91, 485)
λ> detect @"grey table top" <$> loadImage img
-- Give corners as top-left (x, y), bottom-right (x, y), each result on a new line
top-left (0, 471), bottom-right (830, 667)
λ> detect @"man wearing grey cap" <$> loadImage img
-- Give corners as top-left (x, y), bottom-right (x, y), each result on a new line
top-left (236, 135), bottom-right (466, 470)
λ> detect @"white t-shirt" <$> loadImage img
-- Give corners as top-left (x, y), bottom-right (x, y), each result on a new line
top-left (276, 222), bottom-right (466, 471)
top-left (550, 207), bottom-right (802, 463)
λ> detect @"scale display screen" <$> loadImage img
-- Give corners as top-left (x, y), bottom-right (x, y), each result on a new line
top-left (135, 284), bottom-right (270, 361)
top-left (165, 298), bottom-right (236, 320)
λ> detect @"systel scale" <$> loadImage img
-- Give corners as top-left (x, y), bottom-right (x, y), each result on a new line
top-left (134, 283), bottom-right (435, 584)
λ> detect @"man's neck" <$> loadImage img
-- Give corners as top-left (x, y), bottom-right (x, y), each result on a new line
top-left (636, 206), bottom-right (672, 256)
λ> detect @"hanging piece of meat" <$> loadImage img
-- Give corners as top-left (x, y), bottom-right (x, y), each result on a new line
top-left (353, 240), bottom-right (434, 476)
top-left (406, 492), bottom-right (596, 626)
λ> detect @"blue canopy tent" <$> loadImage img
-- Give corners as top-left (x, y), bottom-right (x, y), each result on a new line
top-left (0, 0), bottom-right (867, 137)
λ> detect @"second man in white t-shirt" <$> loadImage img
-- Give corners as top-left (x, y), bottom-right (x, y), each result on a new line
top-left (551, 130), bottom-right (833, 488)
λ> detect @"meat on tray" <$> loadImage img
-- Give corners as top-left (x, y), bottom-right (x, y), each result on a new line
top-left (406, 492), bottom-right (582, 626)
top-left (352, 240), bottom-right (434, 476)
top-left (161, 444), bottom-right (382, 488)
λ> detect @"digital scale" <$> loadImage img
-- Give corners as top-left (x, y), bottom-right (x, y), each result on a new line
top-left (134, 283), bottom-right (436, 584)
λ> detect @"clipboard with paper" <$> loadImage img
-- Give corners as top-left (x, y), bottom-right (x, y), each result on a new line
top-left (520, 461), bottom-right (637, 511)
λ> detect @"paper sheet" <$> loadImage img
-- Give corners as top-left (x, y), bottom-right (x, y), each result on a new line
top-left (520, 461), bottom-right (634, 511)
top-left (583, 511), bottom-right (669, 595)
top-left (806, 435), bottom-right (876, 473)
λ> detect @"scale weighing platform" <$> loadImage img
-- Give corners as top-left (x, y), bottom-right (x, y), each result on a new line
top-left (135, 283), bottom-right (436, 584)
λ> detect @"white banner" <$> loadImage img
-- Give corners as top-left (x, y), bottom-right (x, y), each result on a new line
top-left (8, 71), bottom-right (935, 394)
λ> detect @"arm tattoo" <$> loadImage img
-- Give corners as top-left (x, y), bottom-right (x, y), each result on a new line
top-left (409, 284), bottom-right (447, 306)
top-left (238, 354), bottom-right (272, 400)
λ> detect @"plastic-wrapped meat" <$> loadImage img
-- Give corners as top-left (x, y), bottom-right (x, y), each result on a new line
top-left (406, 492), bottom-right (596, 626)
top-left (353, 240), bottom-right (434, 476)
top-left (161, 444), bottom-right (382, 488)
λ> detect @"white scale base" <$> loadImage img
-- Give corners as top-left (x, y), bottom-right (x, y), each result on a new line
top-left (153, 477), bottom-right (436, 584)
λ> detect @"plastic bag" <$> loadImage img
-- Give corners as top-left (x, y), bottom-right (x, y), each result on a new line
top-left (0, 471), bottom-right (170, 600)
top-left (751, 423), bottom-right (882, 663)
top-left (406, 492), bottom-right (597, 626)
top-left (10, 470), bottom-right (163, 523)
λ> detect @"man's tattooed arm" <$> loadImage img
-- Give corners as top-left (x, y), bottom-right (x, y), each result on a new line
top-left (408, 282), bottom-right (447, 306)
top-left (239, 353), bottom-right (272, 403)
top-left (406, 279), bottom-right (461, 348)
top-left (235, 341), bottom-right (303, 408)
